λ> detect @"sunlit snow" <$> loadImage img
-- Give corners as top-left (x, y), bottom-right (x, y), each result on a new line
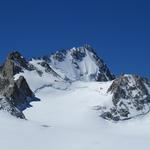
top-left (0, 81), bottom-right (150, 150)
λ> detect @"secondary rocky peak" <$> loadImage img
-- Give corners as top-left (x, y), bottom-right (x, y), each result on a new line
top-left (1, 51), bottom-right (28, 79)
top-left (8, 51), bottom-right (22, 59)
top-left (0, 51), bottom-right (40, 118)
top-left (100, 74), bottom-right (150, 121)
top-left (108, 74), bottom-right (150, 96)
top-left (7, 51), bottom-right (28, 68)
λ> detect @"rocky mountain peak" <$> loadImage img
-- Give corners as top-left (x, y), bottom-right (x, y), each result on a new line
top-left (108, 74), bottom-right (150, 96)
top-left (1, 51), bottom-right (28, 79)
top-left (100, 74), bottom-right (150, 121)
top-left (7, 51), bottom-right (28, 68)
top-left (0, 51), bottom-right (40, 119)
top-left (49, 45), bottom-right (115, 81)
top-left (82, 44), bottom-right (97, 54)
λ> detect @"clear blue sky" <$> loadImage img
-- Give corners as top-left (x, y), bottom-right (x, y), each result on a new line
top-left (0, 0), bottom-right (150, 78)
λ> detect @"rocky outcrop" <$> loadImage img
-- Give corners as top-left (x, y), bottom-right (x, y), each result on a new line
top-left (0, 75), bottom-right (39, 118)
top-left (0, 96), bottom-right (25, 119)
top-left (5, 76), bottom-right (39, 110)
top-left (0, 51), bottom-right (40, 118)
top-left (7, 51), bottom-right (28, 68)
top-left (2, 51), bottom-right (28, 79)
top-left (0, 76), bottom-right (25, 118)
top-left (38, 61), bottom-right (62, 78)
top-left (100, 75), bottom-right (150, 121)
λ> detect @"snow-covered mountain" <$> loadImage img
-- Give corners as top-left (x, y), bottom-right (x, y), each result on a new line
top-left (14, 45), bottom-right (115, 91)
top-left (1, 45), bottom-right (150, 150)
top-left (1, 45), bottom-right (150, 121)
top-left (49, 45), bottom-right (115, 81)
top-left (0, 45), bottom-right (115, 119)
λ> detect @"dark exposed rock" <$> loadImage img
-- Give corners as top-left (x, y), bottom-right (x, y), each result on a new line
top-left (42, 55), bottom-right (51, 62)
top-left (0, 75), bottom-right (39, 118)
top-left (4, 76), bottom-right (39, 111)
top-left (91, 49), bottom-right (115, 81)
top-left (40, 61), bottom-right (61, 78)
top-left (71, 48), bottom-right (86, 61)
top-left (0, 65), bottom-right (3, 73)
top-left (2, 58), bottom-right (19, 79)
top-left (1, 51), bottom-right (28, 79)
top-left (100, 74), bottom-right (150, 121)
top-left (0, 51), bottom-right (40, 118)
top-left (76, 44), bottom-right (115, 81)
top-left (0, 77), bottom-right (10, 94)
top-left (0, 96), bottom-right (25, 119)
top-left (7, 51), bottom-right (28, 69)
top-left (0, 77), bottom-right (25, 119)
top-left (52, 49), bottom-right (67, 62)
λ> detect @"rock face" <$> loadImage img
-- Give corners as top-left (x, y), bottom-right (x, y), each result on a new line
top-left (0, 96), bottom-right (25, 119)
top-left (100, 75), bottom-right (150, 121)
top-left (0, 51), bottom-right (39, 119)
top-left (2, 51), bottom-right (28, 79)
top-left (0, 75), bottom-right (39, 118)
top-left (5, 76), bottom-right (39, 110)
top-left (0, 76), bottom-right (25, 119)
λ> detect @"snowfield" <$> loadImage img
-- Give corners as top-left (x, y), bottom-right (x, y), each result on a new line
top-left (1, 81), bottom-right (150, 150)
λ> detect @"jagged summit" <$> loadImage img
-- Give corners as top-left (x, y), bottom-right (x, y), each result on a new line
top-left (49, 45), bottom-right (115, 81)
top-left (11, 45), bottom-right (115, 91)
top-left (1, 51), bottom-right (28, 79)
top-left (0, 51), bottom-right (39, 118)
top-left (2, 45), bottom-right (114, 82)
top-left (7, 51), bottom-right (28, 68)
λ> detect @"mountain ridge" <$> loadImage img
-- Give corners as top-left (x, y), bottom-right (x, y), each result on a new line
top-left (0, 45), bottom-right (150, 121)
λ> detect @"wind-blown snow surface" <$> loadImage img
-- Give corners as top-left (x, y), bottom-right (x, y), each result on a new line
top-left (1, 81), bottom-right (150, 150)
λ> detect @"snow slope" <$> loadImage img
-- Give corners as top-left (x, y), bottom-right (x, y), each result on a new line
top-left (0, 81), bottom-right (150, 150)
